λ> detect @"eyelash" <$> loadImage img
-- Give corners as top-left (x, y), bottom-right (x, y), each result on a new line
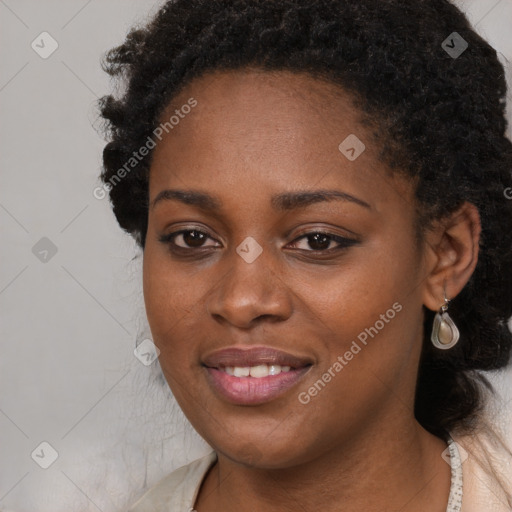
top-left (158, 228), bottom-right (358, 255)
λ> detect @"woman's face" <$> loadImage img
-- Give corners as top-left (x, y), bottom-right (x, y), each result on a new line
top-left (143, 69), bottom-right (430, 468)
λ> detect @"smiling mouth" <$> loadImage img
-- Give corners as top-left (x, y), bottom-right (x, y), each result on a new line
top-left (202, 346), bottom-right (313, 405)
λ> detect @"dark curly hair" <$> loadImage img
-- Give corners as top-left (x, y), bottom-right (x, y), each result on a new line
top-left (98, 0), bottom-right (512, 442)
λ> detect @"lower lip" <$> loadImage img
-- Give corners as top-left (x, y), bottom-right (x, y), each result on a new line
top-left (204, 366), bottom-right (311, 405)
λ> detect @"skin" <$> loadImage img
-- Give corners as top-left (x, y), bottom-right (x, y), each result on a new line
top-left (142, 68), bottom-right (481, 512)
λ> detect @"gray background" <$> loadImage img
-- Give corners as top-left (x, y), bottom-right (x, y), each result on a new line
top-left (1, 1), bottom-right (511, 511)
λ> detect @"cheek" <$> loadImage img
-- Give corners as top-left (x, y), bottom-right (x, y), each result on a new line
top-left (143, 250), bottom-right (209, 410)
top-left (143, 245), bottom-right (202, 329)
top-left (143, 248), bottom-right (192, 370)
top-left (299, 238), bottom-right (423, 394)
top-left (301, 245), bottom-right (412, 340)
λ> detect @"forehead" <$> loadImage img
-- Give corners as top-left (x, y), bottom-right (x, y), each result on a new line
top-left (149, 68), bottom-right (410, 209)
top-left (159, 67), bottom-right (370, 150)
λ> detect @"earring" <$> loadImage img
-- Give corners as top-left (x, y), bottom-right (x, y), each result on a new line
top-left (431, 286), bottom-right (460, 350)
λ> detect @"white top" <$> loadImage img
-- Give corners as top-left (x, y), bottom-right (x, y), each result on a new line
top-left (127, 433), bottom-right (512, 512)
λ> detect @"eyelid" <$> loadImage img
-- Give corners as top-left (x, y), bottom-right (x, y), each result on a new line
top-left (288, 222), bottom-right (359, 239)
top-left (287, 231), bottom-right (358, 251)
top-left (289, 222), bottom-right (359, 239)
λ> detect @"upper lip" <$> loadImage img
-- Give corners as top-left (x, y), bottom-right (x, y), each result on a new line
top-left (202, 346), bottom-right (314, 369)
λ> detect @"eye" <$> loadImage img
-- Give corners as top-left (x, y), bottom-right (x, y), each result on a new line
top-left (287, 231), bottom-right (358, 252)
top-left (159, 229), bottom-right (220, 250)
top-left (159, 228), bottom-right (358, 254)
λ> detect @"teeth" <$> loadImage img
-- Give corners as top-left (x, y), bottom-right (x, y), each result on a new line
top-left (233, 367), bottom-right (250, 377)
top-left (268, 364), bottom-right (281, 375)
top-left (222, 364), bottom-right (293, 378)
top-left (250, 364), bottom-right (269, 378)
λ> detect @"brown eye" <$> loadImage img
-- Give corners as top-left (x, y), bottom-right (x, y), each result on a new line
top-left (159, 229), bottom-right (220, 250)
top-left (289, 231), bottom-right (358, 252)
top-left (305, 233), bottom-right (332, 250)
top-left (180, 230), bottom-right (208, 247)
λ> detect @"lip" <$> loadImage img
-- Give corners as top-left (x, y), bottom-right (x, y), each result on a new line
top-left (202, 346), bottom-right (314, 369)
top-left (202, 346), bottom-right (313, 405)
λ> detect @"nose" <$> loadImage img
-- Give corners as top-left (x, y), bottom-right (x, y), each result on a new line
top-left (206, 246), bottom-right (293, 329)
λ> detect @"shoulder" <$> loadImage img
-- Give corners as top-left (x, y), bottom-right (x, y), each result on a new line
top-left (127, 451), bottom-right (217, 512)
top-left (452, 428), bottom-right (512, 512)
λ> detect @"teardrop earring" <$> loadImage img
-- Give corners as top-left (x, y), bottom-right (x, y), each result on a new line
top-left (431, 286), bottom-right (460, 350)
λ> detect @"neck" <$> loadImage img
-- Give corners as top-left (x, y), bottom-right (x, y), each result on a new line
top-left (195, 417), bottom-right (452, 512)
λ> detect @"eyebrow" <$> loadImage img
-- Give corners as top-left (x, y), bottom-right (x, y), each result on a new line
top-left (150, 188), bottom-right (371, 211)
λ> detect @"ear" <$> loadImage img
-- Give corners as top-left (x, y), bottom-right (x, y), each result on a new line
top-left (422, 202), bottom-right (481, 312)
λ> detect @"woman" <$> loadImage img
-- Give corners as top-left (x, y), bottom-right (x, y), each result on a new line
top-left (98, 0), bottom-right (512, 510)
